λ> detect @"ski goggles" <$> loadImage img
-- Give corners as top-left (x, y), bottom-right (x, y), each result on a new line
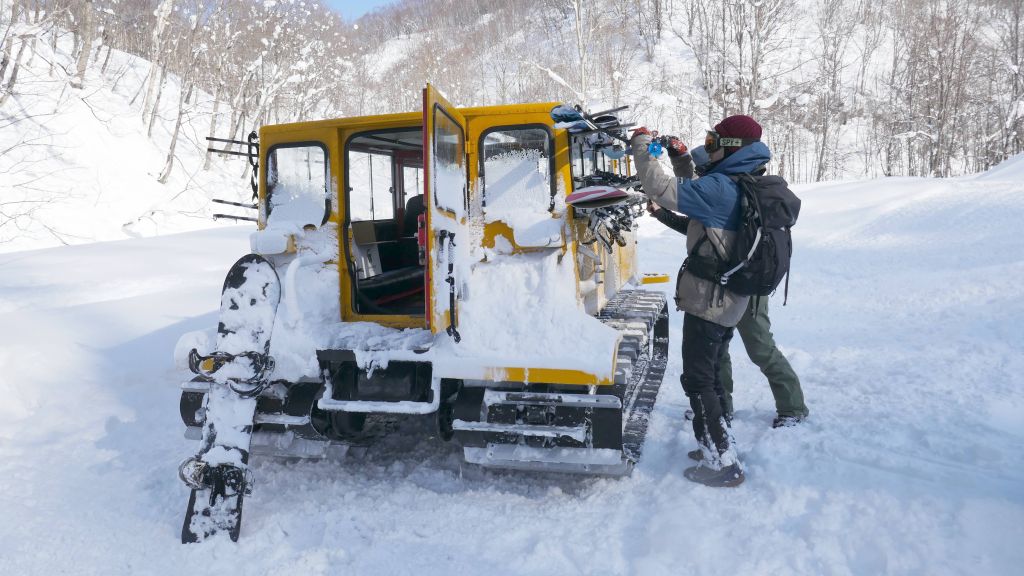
top-left (704, 131), bottom-right (756, 153)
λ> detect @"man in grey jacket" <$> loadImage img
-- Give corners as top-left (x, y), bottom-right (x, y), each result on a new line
top-left (632, 115), bottom-right (773, 487)
top-left (648, 146), bottom-right (809, 429)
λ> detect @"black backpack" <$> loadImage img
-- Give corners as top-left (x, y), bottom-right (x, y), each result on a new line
top-left (684, 173), bottom-right (801, 302)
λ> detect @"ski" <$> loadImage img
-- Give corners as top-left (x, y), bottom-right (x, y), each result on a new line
top-left (550, 104), bottom-right (632, 143)
top-left (180, 254), bottom-right (281, 543)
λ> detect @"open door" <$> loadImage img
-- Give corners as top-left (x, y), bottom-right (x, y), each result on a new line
top-left (423, 84), bottom-right (468, 340)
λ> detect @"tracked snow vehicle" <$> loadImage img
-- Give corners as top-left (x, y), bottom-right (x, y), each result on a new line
top-left (177, 85), bottom-right (669, 541)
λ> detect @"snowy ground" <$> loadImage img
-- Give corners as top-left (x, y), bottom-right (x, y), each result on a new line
top-left (1, 158), bottom-right (1023, 574)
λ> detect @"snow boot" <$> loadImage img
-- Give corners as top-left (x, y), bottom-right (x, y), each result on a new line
top-left (686, 408), bottom-right (732, 424)
top-left (683, 463), bottom-right (745, 487)
top-left (687, 448), bottom-right (703, 461)
top-left (772, 414), bottom-right (805, 428)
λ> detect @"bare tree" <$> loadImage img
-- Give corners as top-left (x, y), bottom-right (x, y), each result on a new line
top-left (811, 0), bottom-right (856, 181)
top-left (2, 0), bottom-right (1021, 196)
top-left (158, 0), bottom-right (208, 183)
top-left (69, 0), bottom-right (93, 89)
top-left (141, 0), bottom-right (174, 128)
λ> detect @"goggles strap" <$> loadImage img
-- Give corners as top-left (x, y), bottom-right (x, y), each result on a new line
top-left (706, 132), bottom-right (761, 153)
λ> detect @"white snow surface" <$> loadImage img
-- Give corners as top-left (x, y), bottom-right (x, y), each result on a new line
top-left (2, 158), bottom-right (1024, 573)
top-left (443, 248), bottom-right (620, 377)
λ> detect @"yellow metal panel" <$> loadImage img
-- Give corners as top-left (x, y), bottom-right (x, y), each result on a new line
top-left (346, 314), bottom-right (424, 329)
top-left (481, 366), bottom-right (615, 387)
top-left (617, 229), bottom-right (638, 287)
top-left (641, 273), bottom-right (671, 284)
top-left (424, 84), bottom-right (469, 336)
top-left (460, 102), bottom-right (561, 119)
top-left (261, 112), bottom-right (421, 136)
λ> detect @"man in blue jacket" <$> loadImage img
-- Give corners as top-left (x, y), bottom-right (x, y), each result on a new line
top-left (632, 115), bottom-right (771, 487)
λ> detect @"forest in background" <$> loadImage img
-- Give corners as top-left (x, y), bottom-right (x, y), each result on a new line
top-left (1, 0), bottom-right (1022, 184)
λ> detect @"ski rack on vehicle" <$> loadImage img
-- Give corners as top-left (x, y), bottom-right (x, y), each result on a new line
top-left (209, 199), bottom-right (258, 223)
top-left (552, 103), bottom-right (651, 254)
top-left (205, 131), bottom-right (260, 199)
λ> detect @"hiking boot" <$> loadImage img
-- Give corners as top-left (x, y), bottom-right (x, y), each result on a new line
top-left (772, 414), bottom-right (805, 428)
top-left (687, 448), bottom-right (704, 462)
top-left (683, 463), bottom-right (745, 487)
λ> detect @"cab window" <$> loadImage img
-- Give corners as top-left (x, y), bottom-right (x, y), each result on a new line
top-left (432, 106), bottom-right (467, 215)
top-left (348, 150), bottom-right (395, 222)
top-left (265, 143), bottom-right (329, 227)
top-left (480, 126), bottom-right (554, 215)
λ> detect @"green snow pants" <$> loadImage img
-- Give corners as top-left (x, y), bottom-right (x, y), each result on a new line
top-left (719, 297), bottom-right (808, 418)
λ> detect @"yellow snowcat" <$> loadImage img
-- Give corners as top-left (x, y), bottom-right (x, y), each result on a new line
top-left (176, 85), bottom-right (668, 542)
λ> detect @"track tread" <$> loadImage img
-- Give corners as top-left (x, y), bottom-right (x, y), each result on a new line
top-left (599, 289), bottom-right (669, 466)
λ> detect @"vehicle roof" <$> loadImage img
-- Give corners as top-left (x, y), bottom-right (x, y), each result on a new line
top-left (261, 102), bottom-right (561, 136)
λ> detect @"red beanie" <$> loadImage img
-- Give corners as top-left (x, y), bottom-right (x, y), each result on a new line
top-left (714, 115), bottom-right (762, 142)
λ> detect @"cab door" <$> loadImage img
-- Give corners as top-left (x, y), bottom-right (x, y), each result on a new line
top-left (423, 84), bottom-right (469, 340)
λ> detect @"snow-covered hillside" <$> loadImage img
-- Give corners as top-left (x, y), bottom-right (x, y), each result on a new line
top-left (1, 155), bottom-right (1022, 574)
top-left (0, 31), bottom-right (249, 253)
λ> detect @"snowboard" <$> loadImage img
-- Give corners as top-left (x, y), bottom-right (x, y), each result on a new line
top-left (567, 185), bottom-right (640, 209)
top-left (180, 254), bottom-right (281, 543)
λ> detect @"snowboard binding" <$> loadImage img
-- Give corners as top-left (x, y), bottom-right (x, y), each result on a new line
top-left (188, 348), bottom-right (276, 398)
top-left (178, 457), bottom-right (254, 496)
top-left (180, 456), bottom-right (255, 543)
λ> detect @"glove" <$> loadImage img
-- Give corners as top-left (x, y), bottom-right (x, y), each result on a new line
top-left (666, 137), bottom-right (689, 157)
top-left (646, 200), bottom-right (659, 215)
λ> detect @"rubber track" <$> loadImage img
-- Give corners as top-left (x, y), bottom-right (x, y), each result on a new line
top-left (597, 289), bottom-right (669, 466)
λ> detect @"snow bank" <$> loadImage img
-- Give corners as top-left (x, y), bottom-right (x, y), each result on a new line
top-left (440, 248), bottom-right (619, 377)
top-left (973, 152), bottom-right (1024, 182)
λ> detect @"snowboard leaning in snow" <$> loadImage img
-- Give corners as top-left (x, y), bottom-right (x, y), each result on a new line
top-left (179, 254), bottom-right (281, 543)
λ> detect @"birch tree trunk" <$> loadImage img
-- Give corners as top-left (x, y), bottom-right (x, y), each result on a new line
top-left (158, 81), bottom-right (191, 183)
top-left (203, 84), bottom-right (221, 170)
top-left (70, 0), bottom-right (93, 89)
top-left (0, 35), bottom-right (13, 82)
top-left (141, 0), bottom-right (174, 120)
top-left (146, 65), bottom-right (166, 138)
top-left (0, 34), bottom-right (28, 105)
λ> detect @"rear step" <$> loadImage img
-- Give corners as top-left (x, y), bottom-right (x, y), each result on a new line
top-left (457, 290), bottom-right (669, 475)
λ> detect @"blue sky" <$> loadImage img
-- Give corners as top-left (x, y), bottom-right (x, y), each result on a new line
top-left (323, 0), bottom-right (398, 20)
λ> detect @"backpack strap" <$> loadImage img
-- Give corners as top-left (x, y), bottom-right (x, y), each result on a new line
top-left (783, 269), bottom-right (790, 306)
